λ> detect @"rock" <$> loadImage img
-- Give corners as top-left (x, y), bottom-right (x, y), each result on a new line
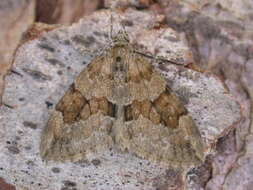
top-left (36, 0), bottom-right (103, 24)
top-left (0, 9), bottom-right (241, 190)
top-left (91, 159), bottom-right (101, 166)
top-left (23, 121), bottom-right (37, 129)
top-left (51, 167), bottom-right (61, 173)
top-left (0, 177), bottom-right (16, 190)
top-left (7, 146), bottom-right (20, 154)
top-left (154, 1), bottom-right (253, 189)
top-left (105, 0), bottom-right (153, 9)
top-left (223, 134), bottom-right (253, 190)
top-left (0, 0), bottom-right (35, 105)
top-left (22, 22), bottom-right (60, 42)
top-left (152, 169), bottom-right (184, 190)
top-left (36, 0), bottom-right (58, 24)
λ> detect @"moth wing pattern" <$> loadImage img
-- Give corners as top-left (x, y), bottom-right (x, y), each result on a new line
top-left (114, 53), bottom-right (205, 168)
top-left (40, 30), bottom-right (205, 168)
top-left (40, 55), bottom-right (116, 161)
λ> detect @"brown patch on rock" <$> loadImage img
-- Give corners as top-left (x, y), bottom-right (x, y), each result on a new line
top-left (21, 23), bottom-right (59, 43)
top-left (0, 178), bottom-right (16, 190)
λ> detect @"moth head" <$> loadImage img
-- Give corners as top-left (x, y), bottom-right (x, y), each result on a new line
top-left (112, 30), bottom-right (130, 46)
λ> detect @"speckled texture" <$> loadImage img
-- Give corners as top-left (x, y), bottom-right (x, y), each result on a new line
top-left (222, 134), bottom-right (253, 190)
top-left (157, 64), bottom-right (241, 146)
top-left (0, 0), bottom-right (35, 104)
top-left (0, 9), bottom-right (241, 189)
top-left (157, 1), bottom-right (253, 189)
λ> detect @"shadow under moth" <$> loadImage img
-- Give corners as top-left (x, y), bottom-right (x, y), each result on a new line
top-left (40, 30), bottom-right (205, 169)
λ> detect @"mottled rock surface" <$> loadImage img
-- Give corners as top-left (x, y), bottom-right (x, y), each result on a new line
top-left (158, 1), bottom-right (253, 189)
top-left (0, 9), bottom-right (241, 190)
top-left (0, 178), bottom-right (16, 190)
top-left (36, 0), bottom-right (104, 24)
top-left (0, 0), bottom-right (35, 105)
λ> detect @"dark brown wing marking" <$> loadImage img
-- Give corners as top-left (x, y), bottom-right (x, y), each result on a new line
top-left (56, 84), bottom-right (116, 124)
top-left (124, 87), bottom-right (187, 128)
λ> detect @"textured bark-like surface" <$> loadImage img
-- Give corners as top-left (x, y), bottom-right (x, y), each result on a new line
top-left (0, 0), bottom-right (35, 105)
top-left (0, 9), bottom-right (241, 190)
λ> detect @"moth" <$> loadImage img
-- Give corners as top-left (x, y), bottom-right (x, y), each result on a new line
top-left (40, 29), bottom-right (205, 168)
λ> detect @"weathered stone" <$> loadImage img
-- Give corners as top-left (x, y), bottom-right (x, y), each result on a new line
top-left (0, 0), bottom-right (35, 105)
top-left (0, 9), bottom-right (241, 190)
top-left (36, 0), bottom-right (103, 24)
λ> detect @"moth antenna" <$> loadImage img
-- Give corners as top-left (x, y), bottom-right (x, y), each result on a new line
top-left (118, 14), bottom-right (126, 33)
top-left (134, 50), bottom-right (185, 67)
top-left (109, 11), bottom-right (113, 80)
top-left (110, 12), bottom-right (113, 40)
